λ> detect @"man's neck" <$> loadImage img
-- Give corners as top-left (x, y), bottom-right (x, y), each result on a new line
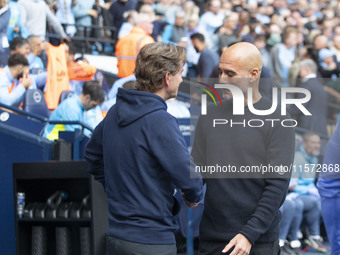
top-left (303, 146), bottom-right (314, 158)
top-left (154, 89), bottom-right (168, 101)
top-left (199, 44), bottom-right (206, 52)
top-left (244, 89), bottom-right (262, 106)
top-left (8, 67), bottom-right (16, 80)
top-left (78, 94), bottom-right (86, 107)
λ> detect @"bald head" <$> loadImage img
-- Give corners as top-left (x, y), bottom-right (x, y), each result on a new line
top-left (221, 42), bottom-right (263, 76)
top-left (219, 42), bottom-right (263, 102)
top-left (135, 13), bottom-right (154, 34)
top-left (314, 35), bottom-right (328, 50)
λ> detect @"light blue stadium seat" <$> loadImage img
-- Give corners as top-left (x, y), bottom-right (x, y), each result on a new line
top-left (58, 90), bottom-right (75, 104)
top-left (23, 89), bottom-right (50, 118)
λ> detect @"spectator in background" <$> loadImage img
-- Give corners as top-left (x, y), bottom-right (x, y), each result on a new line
top-left (236, 10), bottom-right (251, 42)
top-left (291, 132), bottom-right (326, 253)
top-left (0, 0), bottom-right (10, 67)
top-left (197, 0), bottom-right (223, 50)
top-left (198, 0), bottom-right (223, 38)
top-left (43, 80), bottom-right (104, 140)
top-left (26, 35), bottom-right (47, 90)
top-left (317, 120), bottom-right (340, 255)
top-left (265, 23), bottom-right (282, 51)
top-left (10, 37), bottom-right (44, 89)
top-left (0, 53), bottom-right (33, 107)
top-left (217, 12), bottom-right (239, 54)
top-left (254, 34), bottom-right (272, 76)
top-left (254, 34), bottom-right (275, 100)
top-left (162, 11), bottom-right (186, 44)
top-left (187, 14), bottom-right (199, 37)
top-left (312, 34), bottom-right (328, 64)
top-left (9, 36), bottom-right (30, 58)
top-left (109, 0), bottom-right (137, 38)
top-left (313, 34), bottom-right (328, 52)
top-left (27, 35), bottom-right (44, 71)
top-left (279, 193), bottom-right (304, 255)
top-left (162, 11), bottom-right (187, 44)
top-left (334, 25), bottom-right (340, 36)
top-left (139, 4), bottom-right (155, 21)
top-left (185, 14), bottom-right (200, 78)
top-left (321, 18), bottom-right (334, 40)
top-left (154, 0), bottom-right (170, 17)
top-left (289, 59), bottom-right (328, 136)
top-left (118, 10), bottom-right (138, 39)
top-left (7, 0), bottom-right (30, 43)
top-left (72, 0), bottom-right (98, 38)
top-left (318, 48), bottom-right (340, 79)
top-left (190, 32), bottom-right (219, 79)
top-left (271, 26), bottom-right (299, 88)
top-left (162, 0), bottom-right (182, 25)
top-left (330, 34), bottom-right (340, 61)
top-left (55, 0), bottom-right (77, 37)
top-left (115, 13), bottom-right (154, 78)
top-left (18, 0), bottom-right (69, 42)
top-left (183, 0), bottom-right (199, 22)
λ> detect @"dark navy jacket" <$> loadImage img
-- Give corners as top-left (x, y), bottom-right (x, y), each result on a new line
top-left (85, 88), bottom-right (203, 244)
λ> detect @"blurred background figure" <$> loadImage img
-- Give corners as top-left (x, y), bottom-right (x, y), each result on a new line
top-left (0, 0), bottom-right (10, 67)
top-left (56, 0), bottom-right (77, 37)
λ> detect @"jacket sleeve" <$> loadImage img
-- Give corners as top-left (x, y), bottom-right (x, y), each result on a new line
top-left (19, 2), bottom-right (27, 28)
top-left (85, 119), bottom-right (105, 187)
top-left (72, 2), bottom-right (90, 19)
top-left (45, 5), bottom-right (67, 39)
top-left (0, 78), bottom-right (26, 107)
top-left (150, 117), bottom-right (203, 203)
top-left (161, 25), bottom-right (172, 44)
top-left (239, 122), bottom-right (295, 244)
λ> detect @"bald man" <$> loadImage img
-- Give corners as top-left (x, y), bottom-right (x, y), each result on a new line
top-left (192, 42), bottom-right (295, 255)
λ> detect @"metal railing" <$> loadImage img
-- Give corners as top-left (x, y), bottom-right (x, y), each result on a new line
top-left (47, 23), bottom-right (117, 55)
top-left (0, 102), bottom-right (94, 134)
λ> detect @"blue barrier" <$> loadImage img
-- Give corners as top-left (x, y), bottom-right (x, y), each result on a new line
top-left (0, 121), bottom-right (53, 254)
top-left (0, 104), bottom-right (200, 254)
top-left (0, 104), bottom-right (93, 254)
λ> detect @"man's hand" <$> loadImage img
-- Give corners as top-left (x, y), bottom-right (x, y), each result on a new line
top-left (181, 192), bottom-right (199, 208)
top-left (222, 234), bottom-right (252, 255)
top-left (88, 9), bottom-right (98, 18)
top-left (13, 26), bottom-right (20, 34)
top-left (20, 71), bottom-right (32, 89)
top-left (63, 36), bottom-right (71, 43)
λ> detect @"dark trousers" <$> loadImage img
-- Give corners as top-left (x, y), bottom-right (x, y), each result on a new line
top-left (106, 235), bottom-right (177, 255)
top-left (199, 240), bottom-right (280, 255)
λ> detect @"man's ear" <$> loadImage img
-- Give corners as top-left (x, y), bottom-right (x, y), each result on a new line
top-left (84, 94), bottom-right (91, 101)
top-left (164, 72), bottom-right (170, 87)
top-left (249, 68), bottom-right (259, 79)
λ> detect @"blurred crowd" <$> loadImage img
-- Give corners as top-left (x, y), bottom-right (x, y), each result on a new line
top-left (1, 0), bottom-right (339, 125)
